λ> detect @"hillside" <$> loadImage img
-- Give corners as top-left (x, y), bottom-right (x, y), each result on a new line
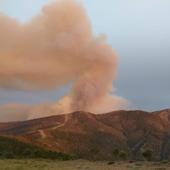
top-left (0, 109), bottom-right (170, 160)
top-left (0, 136), bottom-right (71, 160)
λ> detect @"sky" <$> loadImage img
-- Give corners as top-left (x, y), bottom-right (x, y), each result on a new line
top-left (0, 0), bottom-right (170, 111)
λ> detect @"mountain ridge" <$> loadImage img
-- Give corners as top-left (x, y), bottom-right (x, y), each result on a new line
top-left (0, 109), bottom-right (170, 160)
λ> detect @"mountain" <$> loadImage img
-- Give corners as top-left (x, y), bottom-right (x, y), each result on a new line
top-left (0, 109), bottom-right (170, 160)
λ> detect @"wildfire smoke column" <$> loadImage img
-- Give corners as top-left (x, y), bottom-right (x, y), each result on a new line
top-left (0, 0), bottom-right (127, 120)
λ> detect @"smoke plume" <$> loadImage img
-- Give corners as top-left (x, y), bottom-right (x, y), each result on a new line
top-left (0, 0), bottom-right (127, 121)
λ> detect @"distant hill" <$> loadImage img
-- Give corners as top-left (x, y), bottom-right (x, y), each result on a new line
top-left (0, 109), bottom-right (170, 160)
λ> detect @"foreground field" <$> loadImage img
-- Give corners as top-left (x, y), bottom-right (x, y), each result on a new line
top-left (0, 159), bottom-right (170, 170)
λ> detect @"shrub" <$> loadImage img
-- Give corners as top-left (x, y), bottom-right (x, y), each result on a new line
top-left (119, 151), bottom-right (128, 160)
top-left (113, 148), bottom-right (119, 160)
top-left (142, 149), bottom-right (153, 161)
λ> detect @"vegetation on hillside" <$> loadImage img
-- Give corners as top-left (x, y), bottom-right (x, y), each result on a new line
top-left (142, 149), bottom-right (153, 161)
top-left (113, 149), bottom-right (128, 161)
top-left (0, 136), bottom-right (71, 160)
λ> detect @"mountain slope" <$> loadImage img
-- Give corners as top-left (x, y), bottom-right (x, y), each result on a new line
top-left (0, 109), bottom-right (170, 160)
top-left (0, 136), bottom-right (71, 160)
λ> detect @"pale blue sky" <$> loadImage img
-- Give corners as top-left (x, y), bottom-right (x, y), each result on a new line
top-left (0, 0), bottom-right (170, 111)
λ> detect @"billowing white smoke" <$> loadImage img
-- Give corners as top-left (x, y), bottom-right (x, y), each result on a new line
top-left (0, 0), bottom-right (127, 121)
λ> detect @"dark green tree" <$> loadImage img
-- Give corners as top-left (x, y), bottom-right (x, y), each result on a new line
top-left (142, 149), bottom-right (153, 161)
top-left (119, 151), bottom-right (128, 160)
top-left (113, 148), bottom-right (119, 160)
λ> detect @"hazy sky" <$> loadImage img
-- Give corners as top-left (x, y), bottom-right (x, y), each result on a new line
top-left (0, 0), bottom-right (170, 111)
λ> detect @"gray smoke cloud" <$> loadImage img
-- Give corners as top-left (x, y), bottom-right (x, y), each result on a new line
top-left (0, 0), bottom-right (127, 121)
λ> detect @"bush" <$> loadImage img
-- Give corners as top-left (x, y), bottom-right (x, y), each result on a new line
top-left (142, 149), bottom-right (153, 161)
top-left (113, 148), bottom-right (129, 161)
top-left (119, 151), bottom-right (128, 160)
top-left (113, 148), bottom-right (119, 160)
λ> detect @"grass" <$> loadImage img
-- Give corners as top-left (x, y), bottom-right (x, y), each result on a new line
top-left (0, 159), bottom-right (170, 170)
